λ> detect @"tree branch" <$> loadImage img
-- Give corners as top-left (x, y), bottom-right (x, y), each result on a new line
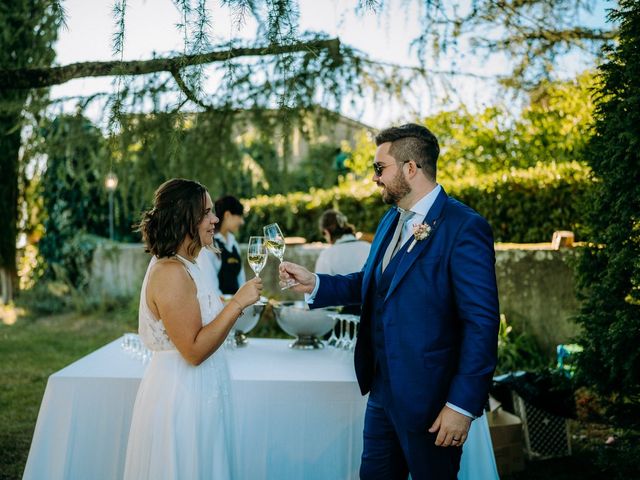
top-left (170, 68), bottom-right (213, 110)
top-left (0, 38), bottom-right (340, 90)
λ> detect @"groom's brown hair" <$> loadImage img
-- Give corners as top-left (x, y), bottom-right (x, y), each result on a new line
top-left (375, 123), bottom-right (439, 181)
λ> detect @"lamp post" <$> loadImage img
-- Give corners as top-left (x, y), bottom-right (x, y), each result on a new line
top-left (105, 173), bottom-right (118, 241)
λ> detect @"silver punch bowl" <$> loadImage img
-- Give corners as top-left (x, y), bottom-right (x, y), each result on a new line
top-left (273, 301), bottom-right (337, 349)
top-left (223, 295), bottom-right (266, 346)
top-left (234, 302), bottom-right (265, 346)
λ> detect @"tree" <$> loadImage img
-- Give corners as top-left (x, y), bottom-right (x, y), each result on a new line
top-left (0, 0), bottom-right (63, 303)
top-left (343, 72), bottom-right (596, 179)
top-left (0, 0), bottom-right (614, 302)
top-left (38, 115), bottom-right (109, 287)
top-left (575, 0), bottom-right (640, 426)
top-left (427, 71), bottom-right (596, 177)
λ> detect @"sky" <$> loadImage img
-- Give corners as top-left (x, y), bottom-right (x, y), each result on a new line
top-left (51, 0), bottom-right (611, 128)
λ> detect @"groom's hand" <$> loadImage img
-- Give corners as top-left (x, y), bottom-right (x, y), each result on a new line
top-left (428, 405), bottom-right (471, 448)
top-left (279, 262), bottom-right (316, 294)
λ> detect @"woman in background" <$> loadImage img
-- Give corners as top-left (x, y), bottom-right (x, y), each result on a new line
top-left (124, 179), bottom-right (262, 479)
top-left (315, 209), bottom-right (370, 275)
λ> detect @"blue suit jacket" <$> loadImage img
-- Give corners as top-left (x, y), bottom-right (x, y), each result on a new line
top-left (312, 188), bottom-right (500, 431)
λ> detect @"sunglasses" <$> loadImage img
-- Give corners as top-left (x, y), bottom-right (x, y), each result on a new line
top-left (372, 160), bottom-right (421, 177)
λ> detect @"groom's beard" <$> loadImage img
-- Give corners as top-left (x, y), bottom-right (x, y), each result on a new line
top-left (380, 169), bottom-right (411, 205)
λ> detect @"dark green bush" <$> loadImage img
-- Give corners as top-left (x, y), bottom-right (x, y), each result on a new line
top-left (574, 0), bottom-right (640, 428)
top-left (241, 161), bottom-right (591, 244)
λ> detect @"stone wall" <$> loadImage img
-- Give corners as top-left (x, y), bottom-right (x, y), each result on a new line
top-left (494, 245), bottom-right (580, 355)
top-left (89, 243), bottom-right (150, 300)
top-left (90, 242), bottom-right (580, 355)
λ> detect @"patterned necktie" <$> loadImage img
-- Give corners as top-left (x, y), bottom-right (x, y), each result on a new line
top-left (382, 209), bottom-right (415, 272)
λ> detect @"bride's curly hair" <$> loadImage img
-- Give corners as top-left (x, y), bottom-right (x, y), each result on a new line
top-left (136, 178), bottom-right (208, 258)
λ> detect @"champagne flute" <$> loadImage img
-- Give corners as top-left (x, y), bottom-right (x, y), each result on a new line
top-left (247, 236), bottom-right (268, 305)
top-left (247, 236), bottom-right (268, 278)
top-left (263, 223), bottom-right (299, 289)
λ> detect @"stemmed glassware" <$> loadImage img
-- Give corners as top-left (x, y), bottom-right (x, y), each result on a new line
top-left (121, 333), bottom-right (152, 363)
top-left (247, 236), bottom-right (268, 278)
top-left (335, 317), bottom-right (349, 349)
top-left (263, 223), bottom-right (299, 289)
top-left (326, 314), bottom-right (340, 347)
top-left (247, 236), bottom-right (267, 305)
top-left (326, 314), bottom-right (360, 351)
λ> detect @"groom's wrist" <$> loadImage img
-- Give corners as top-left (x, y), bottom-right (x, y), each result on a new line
top-left (304, 275), bottom-right (320, 303)
top-left (446, 402), bottom-right (476, 419)
top-left (305, 275), bottom-right (317, 294)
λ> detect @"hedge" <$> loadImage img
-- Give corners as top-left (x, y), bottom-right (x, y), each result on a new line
top-left (241, 161), bottom-right (592, 244)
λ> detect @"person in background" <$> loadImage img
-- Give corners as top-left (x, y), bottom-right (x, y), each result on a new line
top-left (334, 147), bottom-right (350, 176)
top-left (212, 195), bottom-right (246, 295)
top-left (315, 209), bottom-right (370, 275)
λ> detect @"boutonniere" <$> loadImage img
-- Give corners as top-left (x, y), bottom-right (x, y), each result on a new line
top-left (407, 222), bottom-right (432, 252)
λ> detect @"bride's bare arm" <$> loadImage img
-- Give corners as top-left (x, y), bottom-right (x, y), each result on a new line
top-left (148, 260), bottom-right (261, 365)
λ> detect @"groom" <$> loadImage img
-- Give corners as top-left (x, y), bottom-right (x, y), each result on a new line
top-left (280, 123), bottom-right (500, 479)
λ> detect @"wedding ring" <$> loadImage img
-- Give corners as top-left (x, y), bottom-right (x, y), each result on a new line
top-left (452, 437), bottom-right (460, 442)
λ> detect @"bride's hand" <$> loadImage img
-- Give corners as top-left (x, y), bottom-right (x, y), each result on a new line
top-left (233, 277), bottom-right (263, 309)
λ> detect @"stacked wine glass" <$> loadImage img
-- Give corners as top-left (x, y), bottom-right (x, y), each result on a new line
top-left (326, 313), bottom-right (360, 351)
top-left (121, 333), bottom-right (152, 363)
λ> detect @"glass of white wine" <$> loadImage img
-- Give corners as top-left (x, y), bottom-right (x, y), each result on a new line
top-left (247, 236), bottom-right (267, 306)
top-left (247, 236), bottom-right (268, 278)
top-left (263, 223), bottom-right (299, 289)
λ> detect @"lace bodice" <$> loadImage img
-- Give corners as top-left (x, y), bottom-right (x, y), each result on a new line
top-left (138, 253), bottom-right (224, 351)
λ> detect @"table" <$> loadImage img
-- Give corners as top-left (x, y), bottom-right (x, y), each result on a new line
top-left (23, 338), bottom-right (498, 479)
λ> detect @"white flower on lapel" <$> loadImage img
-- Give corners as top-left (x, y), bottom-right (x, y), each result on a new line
top-left (407, 222), bottom-right (432, 253)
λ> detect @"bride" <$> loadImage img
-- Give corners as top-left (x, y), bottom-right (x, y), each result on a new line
top-left (124, 178), bottom-right (262, 479)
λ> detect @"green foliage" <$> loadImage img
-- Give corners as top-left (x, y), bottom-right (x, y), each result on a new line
top-left (425, 72), bottom-right (596, 178)
top-left (38, 115), bottom-right (110, 287)
top-left (0, 0), bottom-right (63, 278)
top-left (106, 109), bottom-right (302, 233)
top-left (272, 74), bottom-right (596, 245)
top-left (18, 233), bottom-right (106, 315)
top-left (290, 143), bottom-right (341, 191)
top-left (3, 0), bottom-right (613, 302)
top-left (342, 130), bottom-right (376, 178)
top-left (242, 161), bottom-right (591, 244)
top-left (448, 161), bottom-right (591, 243)
top-left (574, 1), bottom-right (640, 426)
top-left (495, 314), bottom-right (550, 375)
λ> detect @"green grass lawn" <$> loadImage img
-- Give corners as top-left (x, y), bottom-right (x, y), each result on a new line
top-left (0, 306), bottom-right (136, 480)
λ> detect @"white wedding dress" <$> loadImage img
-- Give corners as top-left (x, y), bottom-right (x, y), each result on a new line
top-left (123, 254), bottom-right (235, 479)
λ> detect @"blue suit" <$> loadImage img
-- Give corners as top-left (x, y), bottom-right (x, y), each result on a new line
top-left (312, 188), bottom-right (499, 479)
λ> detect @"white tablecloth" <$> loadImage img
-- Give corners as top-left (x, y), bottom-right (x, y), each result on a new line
top-left (23, 338), bottom-right (498, 479)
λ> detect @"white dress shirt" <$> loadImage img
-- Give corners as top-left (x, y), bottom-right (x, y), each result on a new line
top-left (397, 184), bottom-right (442, 249)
